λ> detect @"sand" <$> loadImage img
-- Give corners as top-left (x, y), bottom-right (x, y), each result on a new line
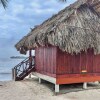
top-left (0, 77), bottom-right (100, 100)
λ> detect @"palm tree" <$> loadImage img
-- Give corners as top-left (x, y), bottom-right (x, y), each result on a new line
top-left (0, 0), bottom-right (8, 8)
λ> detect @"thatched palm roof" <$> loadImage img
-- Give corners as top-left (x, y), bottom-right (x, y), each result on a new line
top-left (15, 0), bottom-right (100, 54)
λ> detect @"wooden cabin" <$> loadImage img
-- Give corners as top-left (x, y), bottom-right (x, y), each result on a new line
top-left (13, 0), bottom-right (100, 93)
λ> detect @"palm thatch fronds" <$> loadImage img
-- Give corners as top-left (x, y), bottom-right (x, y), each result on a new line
top-left (0, 0), bottom-right (8, 8)
top-left (15, 0), bottom-right (100, 55)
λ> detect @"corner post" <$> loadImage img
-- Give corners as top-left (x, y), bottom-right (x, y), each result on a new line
top-left (83, 82), bottom-right (87, 89)
top-left (12, 68), bottom-right (17, 81)
top-left (29, 49), bottom-right (32, 68)
top-left (39, 78), bottom-right (42, 84)
top-left (55, 84), bottom-right (59, 93)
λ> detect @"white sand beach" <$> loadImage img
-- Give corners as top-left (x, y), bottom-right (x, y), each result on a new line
top-left (0, 77), bottom-right (100, 100)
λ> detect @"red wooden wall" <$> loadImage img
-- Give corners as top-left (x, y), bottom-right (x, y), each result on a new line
top-left (35, 46), bottom-right (100, 78)
top-left (56, 48), bottom-right (100, 75)
top-left (35, 46), bottom-right (57, 77)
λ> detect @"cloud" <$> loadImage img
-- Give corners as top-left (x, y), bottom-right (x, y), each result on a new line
top-left (0, 0), bottom-right (76, 60)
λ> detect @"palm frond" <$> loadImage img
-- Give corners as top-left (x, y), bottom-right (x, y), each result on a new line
top-left (0, 0), bottom-right (8, 8)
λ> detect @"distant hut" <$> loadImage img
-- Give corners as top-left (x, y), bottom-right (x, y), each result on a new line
top-left (13, 0), bottom-right (100, 93)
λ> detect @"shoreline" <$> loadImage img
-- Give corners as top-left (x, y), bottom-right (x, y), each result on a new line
top-left (0, 74), bottom-right (12, 82)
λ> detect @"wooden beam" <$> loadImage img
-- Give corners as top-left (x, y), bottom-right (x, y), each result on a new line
top-left (56, 76), bottom-right (100, 84)
top-left (33, 72), bottom-right (56, 84)
top-left (29, 49), bottom-right (32, 68)
top-left (29, 49), bottom-right (32, 57)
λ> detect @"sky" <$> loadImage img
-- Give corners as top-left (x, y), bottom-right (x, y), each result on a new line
top-left (0, 0), bottom-right (76, 62)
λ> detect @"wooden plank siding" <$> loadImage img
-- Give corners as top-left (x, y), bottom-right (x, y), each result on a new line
top-left (56, 48), bottom-right (100, 75)
top-left (94, 54), bottom-right (100, 73)
top-left (35, 46), bottom-right (57, 77)
top-left (35, 46), bottom-right (100, 84)
top-left (56, 48), bottom-right (100, 84)
top-left (56, 76), bottom-right (100, 84)
top-left (56, 48), bottom-right (81, 75)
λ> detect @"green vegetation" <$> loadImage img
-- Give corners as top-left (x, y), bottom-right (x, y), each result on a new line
top-left (0, 0), bottom-right (8, 8)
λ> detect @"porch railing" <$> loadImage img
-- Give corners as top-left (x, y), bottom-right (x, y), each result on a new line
top-left (12, 56), bottom-right (35, 81)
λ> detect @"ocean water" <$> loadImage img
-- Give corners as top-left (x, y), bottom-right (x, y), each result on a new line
top-left (0, 58), bottom-right (23, 81)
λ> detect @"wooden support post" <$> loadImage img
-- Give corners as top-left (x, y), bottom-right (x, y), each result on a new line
top-left (83, 82), bottom-right (87, 89)
top-left (55, 84), bottom-right (59, 93)
top-left (29, 73), bottom-right (31, 78)
top-left (12, 68), bottom-right (14, 80)
top-left (29, 49), bottom-right (32, 57)
top-left (12, 68), bottom-right (17, 81)
top-left (39, 78), bottom-right (42, 84)
top-left (29, 49), bottom-right (32, 68)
